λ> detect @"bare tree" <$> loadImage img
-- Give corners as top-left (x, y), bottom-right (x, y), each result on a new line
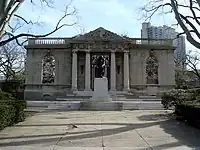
top-left (141, 0), bottom-right (200, 49)
top-left (0, 0), bottom-right (78, 46)
top-left (173, 50), bottom-right (200, 87)
top-left (174, 58), bottom-right (187, 88)
top-left (186, 50), bottom-right (200, 80)
top-left (0, 40), bottom-right (25, 81)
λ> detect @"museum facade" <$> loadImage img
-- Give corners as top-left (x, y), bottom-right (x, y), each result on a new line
top-left (24, 27), bottom-right (175, 100)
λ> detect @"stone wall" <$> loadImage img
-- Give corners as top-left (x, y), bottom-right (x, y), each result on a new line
top-left (25, 49), bottom-right (43, 84)
top-left (25, 48), bottom-right (72, 100)
top-left (129, 49), bottom-right (146, 85)
top-left (157, 50), bottom-right (175, 85)
top-left (129, 48), bottom-right (175, 94)
top-left (53, 49), bottom-right (72, 85)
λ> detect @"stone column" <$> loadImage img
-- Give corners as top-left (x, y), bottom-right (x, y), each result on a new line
top-left (72, 50), bottom-right (77, 91)
top-left (123, 51), bottom-right (130, 91)
top-left (110, 51), bottom-right (116, 91)
top-left (85, 51), bottom-right (91, 91)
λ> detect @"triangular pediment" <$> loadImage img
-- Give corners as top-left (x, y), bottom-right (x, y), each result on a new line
top-left (73, 27), bottom-right (125, 41)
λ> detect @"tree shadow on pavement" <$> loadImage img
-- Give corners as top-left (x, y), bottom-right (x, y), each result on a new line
top-left (0, 121), bottom-right (163, 147)
top-left (0, 113), bottom-right (200, 149)
top-left (137, 113), bottom-right (200, 150)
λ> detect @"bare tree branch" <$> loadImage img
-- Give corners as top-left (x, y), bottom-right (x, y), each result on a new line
top-left (197, 0), bottom-right (200, 7)
top-left (0, 4), bottom-right (78, 46)
top-left (171, 0), bottom-right (200, 49)
top-left (0, 40), bottom-right (25, 81)
top-left (141, 0), bottom-right (200, 49)
top-left (185, 51), bottom-right (200, 79)
top-left (189, 0), bottom-right (200, 26)
top-left (0, 0), bottom-right (78, 46)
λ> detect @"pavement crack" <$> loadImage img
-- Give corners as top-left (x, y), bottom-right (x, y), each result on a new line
top-left (135, 129), bottom-right (153, 150)
top-left (51, 136), bottom-right (63, 150)
top-left (52, 130), bottom-right (69, 150)
top-left (102, 141), bottom-right (105, 147)
top-left (100, 112), bottom-right (105, 149)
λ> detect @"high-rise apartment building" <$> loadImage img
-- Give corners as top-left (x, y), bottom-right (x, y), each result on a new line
top-left (141, 22), bottom-right (186, 65)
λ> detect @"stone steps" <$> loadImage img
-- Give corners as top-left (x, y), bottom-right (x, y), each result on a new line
top-left (56, 97), bottom-right (161, 102)
top-left (56, 98), bottom-right (86, 101)
top-left (26, 100), bottom-right (163, 111)
top-left (113, 98), bottom-right (161, 101)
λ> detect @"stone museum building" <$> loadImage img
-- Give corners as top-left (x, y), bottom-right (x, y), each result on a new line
top-left (25, 27), bottom-right (175, 101)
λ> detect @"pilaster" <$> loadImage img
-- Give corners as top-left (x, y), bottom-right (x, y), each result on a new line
top-left (110, 50), bottom-right (116, 91)
top-left (72, 49), bottom-right (78, 91)
top-left (85, 50), bottom-right (91, 91)
top-left (123, 51), bottom-right (130, 91)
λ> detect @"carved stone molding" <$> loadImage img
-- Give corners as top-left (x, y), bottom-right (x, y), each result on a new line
top-left (71, 42), bottom-right (129, 51)
top-left (72, 49), bottom-right (78, 53)
top-left (110, 49), bottom-right (117, 53)
top-left (84, 49), bottom-right (91, 53)
top-left (123, 50), bottom-right (129, 53)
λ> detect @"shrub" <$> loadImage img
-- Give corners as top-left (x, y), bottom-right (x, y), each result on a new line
top-left (175, 101), bottom-right (200, 128)
top-left (1, 80), bottom-right (24, 98)
top-left (0, 89), bottom-right (26, 130)
top-left (0, 105), bottom-right (15, 130)
top-left (187, 88), bottom-right (200, 101)
top-left (161, 89), bottom-right (188, 109)
top-left (14, 100), bottom-right (26, 122)
top-left (0, 100), bottom-right (26, 124)
top-left (0, 91), bottom-right (15, 100)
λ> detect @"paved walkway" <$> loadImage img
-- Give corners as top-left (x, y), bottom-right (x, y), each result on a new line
top-left (0, 110), bottom-right (200, 150)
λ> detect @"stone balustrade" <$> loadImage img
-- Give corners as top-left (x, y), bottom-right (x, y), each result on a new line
top-left (129, 38), bottom-right (173, 45)
top-left (28, 38), bottom-right (173, 46)
top-left (28, 38), bottom-right (67, 45)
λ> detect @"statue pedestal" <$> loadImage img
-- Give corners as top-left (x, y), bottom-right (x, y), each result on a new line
top-left (80, 78), bottom-right (123, 110)
top-left (90, 78), bottom-right (112, 102)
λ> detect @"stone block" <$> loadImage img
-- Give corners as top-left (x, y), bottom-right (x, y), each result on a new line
top-left (80, 101), bottom-right (123, 111)
top-left (147, 86), bottom-right (158, 96)
top-left (90, 78), bottom-right (112, 102)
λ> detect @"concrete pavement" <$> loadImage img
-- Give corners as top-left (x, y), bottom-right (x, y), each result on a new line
top-left (0, 110), bottom-right (200, 150)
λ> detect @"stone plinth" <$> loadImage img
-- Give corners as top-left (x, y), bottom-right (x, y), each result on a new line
top-left (90, 78), bottom-right (112, 102)
top-left (147, 86), bottom-right (158, 96)
top-left (80, 78), bottom-right (123, 110)
top-left (80, 101), bottom-right (123, 111)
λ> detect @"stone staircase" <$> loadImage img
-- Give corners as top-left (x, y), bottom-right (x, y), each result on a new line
top-left (27, 92), bottom-right (164, 111)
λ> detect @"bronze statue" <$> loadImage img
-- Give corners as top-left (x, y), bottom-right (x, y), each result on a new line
top-left (95, 56), bottom-right (105, 78)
